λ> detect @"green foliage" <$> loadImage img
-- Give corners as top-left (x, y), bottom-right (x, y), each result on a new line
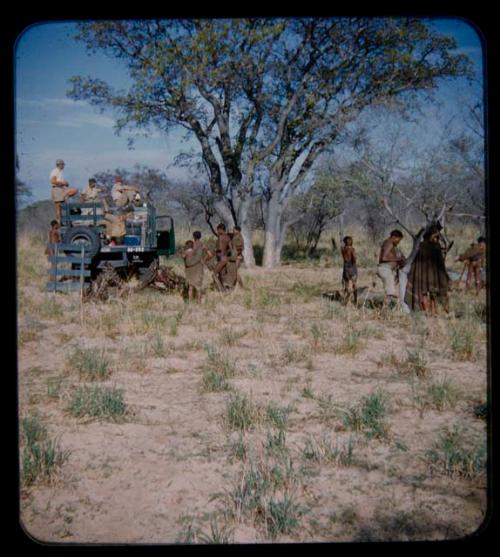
top-left (266, 496), bottom-right (302, 538)
top-left (201, 345), bottom-right (237, 392)
top-left (343, 391), bottom-right (390, 439)
top-left (392, 349), bottom-right (430, 378)
top-left (448, 320), bottom-right (477, 361)
top-left (225, 392), bottom-right (260, 431)
top-left (197, 516), bottom-right (234, 544)
top-left (265, 402), bottom-right (293, 431)
top-left (67, 385), bottom-right (127, 421)
top-left (265, 429), bottom-right (288, 456)
top-left (21, 416), bottom-right (69, 485)
top-left (425, 425), bottom-right (486, 480)
top-left (68, 346), bottom-right (111, 380)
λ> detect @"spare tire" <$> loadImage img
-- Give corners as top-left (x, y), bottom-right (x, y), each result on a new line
top-left (64, 226), bottom-right (101, 258)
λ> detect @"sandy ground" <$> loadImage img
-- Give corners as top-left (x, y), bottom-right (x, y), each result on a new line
top-left (17, 260), bottom-right (488, 545)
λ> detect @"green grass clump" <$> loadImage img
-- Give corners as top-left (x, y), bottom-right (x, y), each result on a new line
top-left (66, 385), bottom-right (127, 421)
top-left (343, 391), bottom-right (390, 440)
top-left (266, 496), bottom-right (302, 538)
top-left (302, 434), bottom-right (355, 466)
top-left (197, 516), bottom-right (234, 544)
top-left (68, 346), bottom-right (111, 380)
top-left (448, 321), bottom-right (478, 361)
top-left (225, 392), bottom-right (260, 431)
top-left (335, 326), bottom-right (363, 356)
top-left (265, 402), bottom-right (293, 431)
top-left (425, 425), bottom-right (486, 480)
top-left (201, 345), bottom-right (237, 392)
top-left (426, 376), bottom-right (460, 411)
top-left (395, 349), bottom-right (430, 378)
top-left (20, 416), bottom-right (69, 486)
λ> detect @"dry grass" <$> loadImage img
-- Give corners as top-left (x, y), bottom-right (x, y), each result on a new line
top-left (17, 228), bottom-right (488, 543)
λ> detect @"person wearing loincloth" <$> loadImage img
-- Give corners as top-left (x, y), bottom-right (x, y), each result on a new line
top-left (181, 240), bottom-right (199, 302)
top-left (457, 236), bottom-right (486, 294)
top-left (212, 223), bottom-right (232, 291)
top-left (184, 231), bottom-right (212, 303)
top-left (404, 225), bottom-right (450, 315)
top-left (231, 226), bottom-right (245, 288)
top-left (341, 235), bottom-right (358, 304)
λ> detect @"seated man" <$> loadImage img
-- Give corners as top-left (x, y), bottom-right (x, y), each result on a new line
top-left (80, 178), bottom-right (107, 215)
top-left (111, 176), bottom-right (141, 208)
top-left (101, 210), bottom-right (131, 246)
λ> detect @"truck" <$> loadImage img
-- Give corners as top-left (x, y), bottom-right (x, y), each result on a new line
top-left (58, 200), bottom-right (176, 282)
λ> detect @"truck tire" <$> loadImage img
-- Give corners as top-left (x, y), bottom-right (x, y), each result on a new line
top-left (64, 226), bottom-right (101, 258)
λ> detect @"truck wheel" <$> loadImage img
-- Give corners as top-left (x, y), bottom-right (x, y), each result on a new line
top-left (64, 226), bottom-right (101, 258)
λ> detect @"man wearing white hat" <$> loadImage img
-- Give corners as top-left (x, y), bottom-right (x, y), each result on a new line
top-left (49, 159), bottom-right (77, 221)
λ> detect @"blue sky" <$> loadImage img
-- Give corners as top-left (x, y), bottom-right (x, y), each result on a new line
top-left (14, 18), bottom-right (484, 205)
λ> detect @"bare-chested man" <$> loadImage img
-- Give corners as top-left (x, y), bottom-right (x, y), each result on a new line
top-left (231, 226), bottom-right (245, 288)
top-left (184, 230), bottom-right (212, 303)
top-left (376, 230), bottom-right (406, 306)
top-left (341, 235), bottom-right (357, 304)
top-left (457, 236), bottom-right (486, 294)
top-left (213, 223), bottom-right (232, 291)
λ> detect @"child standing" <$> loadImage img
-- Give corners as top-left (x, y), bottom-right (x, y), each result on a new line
top-left (341, 236), bottom-right (358, 304)
top-left (45, 220), bottom-right (61, 257)
top-left (181, 240), bottom-right (196, 302)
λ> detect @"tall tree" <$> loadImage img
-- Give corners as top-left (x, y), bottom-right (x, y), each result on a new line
top-left (68, 18), bottom-right (471, 267)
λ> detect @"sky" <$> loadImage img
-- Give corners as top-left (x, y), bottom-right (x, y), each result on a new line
top-left (14, 17), bottom-right (485, 206)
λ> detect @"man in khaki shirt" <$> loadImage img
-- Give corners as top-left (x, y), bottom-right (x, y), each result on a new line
top-left (50, 159), bottom-right (78, 221)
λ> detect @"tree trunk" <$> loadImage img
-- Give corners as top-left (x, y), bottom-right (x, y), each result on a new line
top-left (262, 193), bottom-right (282, 268)
top-left (213, 198), bottom-right (235, 231)
top-left (237, 197), bottom-right (256, 267)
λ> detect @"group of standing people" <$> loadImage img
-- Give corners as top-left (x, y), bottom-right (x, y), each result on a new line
top-left (341, 227), bottom-right (486, 316)
top-left (180, 224), bottom-right (245, 303)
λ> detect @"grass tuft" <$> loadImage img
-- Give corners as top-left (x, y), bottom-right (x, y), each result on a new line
top-left (66, 385), bottom-right (127, 421)
top-left (20, 416), bottom-right (69, 486)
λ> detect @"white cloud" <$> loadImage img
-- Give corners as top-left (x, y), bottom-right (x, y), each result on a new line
top-left (17, 96), bottom-right (116, 129)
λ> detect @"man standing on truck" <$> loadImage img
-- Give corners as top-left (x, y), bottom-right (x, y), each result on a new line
top-left (50, 159), bottom-right (78, 222)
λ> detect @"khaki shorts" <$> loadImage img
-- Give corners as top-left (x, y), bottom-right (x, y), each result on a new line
top-left (377, 263), bottom-right (397, 297)
top-left (51, 186), bottom-right (67, 202)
